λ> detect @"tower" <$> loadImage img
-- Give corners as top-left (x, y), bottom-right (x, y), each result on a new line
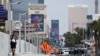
top-left (95, 0), bottom-right (99, 14)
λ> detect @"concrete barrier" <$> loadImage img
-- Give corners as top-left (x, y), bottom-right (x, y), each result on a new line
top-left (0, 32), bottom-right (9, 56)
top-left (16, 40), bottom-right (38, 54)
top-left (0, 32), bottom-right (38, 56)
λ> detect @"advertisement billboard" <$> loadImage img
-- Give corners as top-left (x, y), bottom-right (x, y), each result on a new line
top-left (0, 4), bottom-right (7, 26)
top-left (0, 4), bottom-right (7, 19)
top-left (31, 14), bottom-right (44, 32)
top-left (51, 20), bottom-right (59, 40)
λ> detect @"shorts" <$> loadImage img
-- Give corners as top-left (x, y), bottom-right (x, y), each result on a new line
top-left (10, 41), bottom-right (17, 48)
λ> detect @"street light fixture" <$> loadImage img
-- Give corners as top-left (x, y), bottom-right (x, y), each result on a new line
top-left (19, 12), bottom-right (27, 52)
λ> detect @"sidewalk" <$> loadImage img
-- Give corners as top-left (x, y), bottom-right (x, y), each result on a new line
top-left (16, 52), bottom-right (50, 56)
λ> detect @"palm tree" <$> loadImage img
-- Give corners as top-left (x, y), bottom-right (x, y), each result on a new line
top-left (91, 19), bottom-right (100, 54)
top-left (63, 32), bottom-right (77, 47)
top-left (75, 27), bottom-right (85, 41)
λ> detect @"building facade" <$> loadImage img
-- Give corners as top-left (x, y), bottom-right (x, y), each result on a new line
top-left (87, 15), bottom-right (93, 40)
top-left (28, 4), bottom-right (47, 47)
top-left (93, 14), bottom-right (100, 20)
top-left (68, 5), bottom-right (88, 33)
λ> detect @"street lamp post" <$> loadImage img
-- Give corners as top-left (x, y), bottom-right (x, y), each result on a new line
top-left (24, 20), bottom-right (27, 52)
top-left (8, 2), bottom-right (21, 34)
top-left (7, 1), bottom-right (21, 54)
top-left (19, 13), bottom-right (27, 52)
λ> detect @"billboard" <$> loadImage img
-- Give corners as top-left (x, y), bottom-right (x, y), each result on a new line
top-left (14, 14), bottom-right (44, 32)
top-left (0, 4), bottom-right (7, 26)
top-left (0, 4), bottom-right (7, 19)
top-left (51, 20), bottom-right (59, 40)
top-left (31, 14), bottom-right (44, 32)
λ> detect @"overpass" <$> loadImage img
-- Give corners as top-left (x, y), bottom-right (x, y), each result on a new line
top-left (0, 32), bottom-right (49, 56)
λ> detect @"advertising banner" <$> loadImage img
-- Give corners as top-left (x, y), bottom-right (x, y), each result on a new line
top-left (51, 20), bottom-right (59, 40)
top-left (0, 4), bottom-right (7, 19)
top-left (31, 14), bottom-right (44, 32)
top-left (0, 4), bottom-right (7, 27)
top-left (14, 14), bottom-right (44, 32)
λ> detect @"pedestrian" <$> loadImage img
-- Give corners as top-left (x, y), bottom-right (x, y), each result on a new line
top-left (10, 31), bottom-right (17, 56)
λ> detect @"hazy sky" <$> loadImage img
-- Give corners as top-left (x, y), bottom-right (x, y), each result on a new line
top-left (45, 0), bottom-right (100, 35)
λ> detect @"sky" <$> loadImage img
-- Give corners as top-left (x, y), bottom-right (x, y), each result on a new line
top-left (45, 0), bottom-right (100, 35)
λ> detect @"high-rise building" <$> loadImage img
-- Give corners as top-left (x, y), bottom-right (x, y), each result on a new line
top-left (68, 5), bottom-right (88, 33)
top-left (87, 15), bottom-right (93, 40)
top-left (27, 4), bottom-right (47, 47)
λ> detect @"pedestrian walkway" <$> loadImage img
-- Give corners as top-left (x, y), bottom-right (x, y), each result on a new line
top-left (15, 52), bottom-right (50, 56)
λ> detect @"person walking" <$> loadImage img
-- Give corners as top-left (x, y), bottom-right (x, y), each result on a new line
top-left (10, 31), bottom-right (17, 56)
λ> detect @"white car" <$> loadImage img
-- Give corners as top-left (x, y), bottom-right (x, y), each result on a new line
top-left (60, 48), bottom-right (71, 55)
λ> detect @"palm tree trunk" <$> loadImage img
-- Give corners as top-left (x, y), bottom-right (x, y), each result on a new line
top-left (94, 30), bottom-right (98, 55)
top-left (98, 31), bottom-right (100, 52)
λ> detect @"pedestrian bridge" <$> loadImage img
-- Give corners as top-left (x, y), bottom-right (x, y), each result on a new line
top-left (0, 32), bottom-right (46, 56)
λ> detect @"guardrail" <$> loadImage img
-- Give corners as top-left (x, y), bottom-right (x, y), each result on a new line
top-left (0, 32), bottom-right (9, 56)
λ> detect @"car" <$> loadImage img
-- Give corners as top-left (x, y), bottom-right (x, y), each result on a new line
top-left (73, 44), bottom-right (88, 54)
top-left (59, 47), bottom-right (74, 55)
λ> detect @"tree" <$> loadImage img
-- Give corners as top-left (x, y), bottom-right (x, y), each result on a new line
top-left (0, 28), bottom-right (6, 33)
top-left (63, 27), bottom-right (85, 47)
top-left (63, 32), bottom-right (79, 47)
top-left (91, 19), bottom-right (100, 54)
top-left (75, 27), bottom-right (85, 41)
